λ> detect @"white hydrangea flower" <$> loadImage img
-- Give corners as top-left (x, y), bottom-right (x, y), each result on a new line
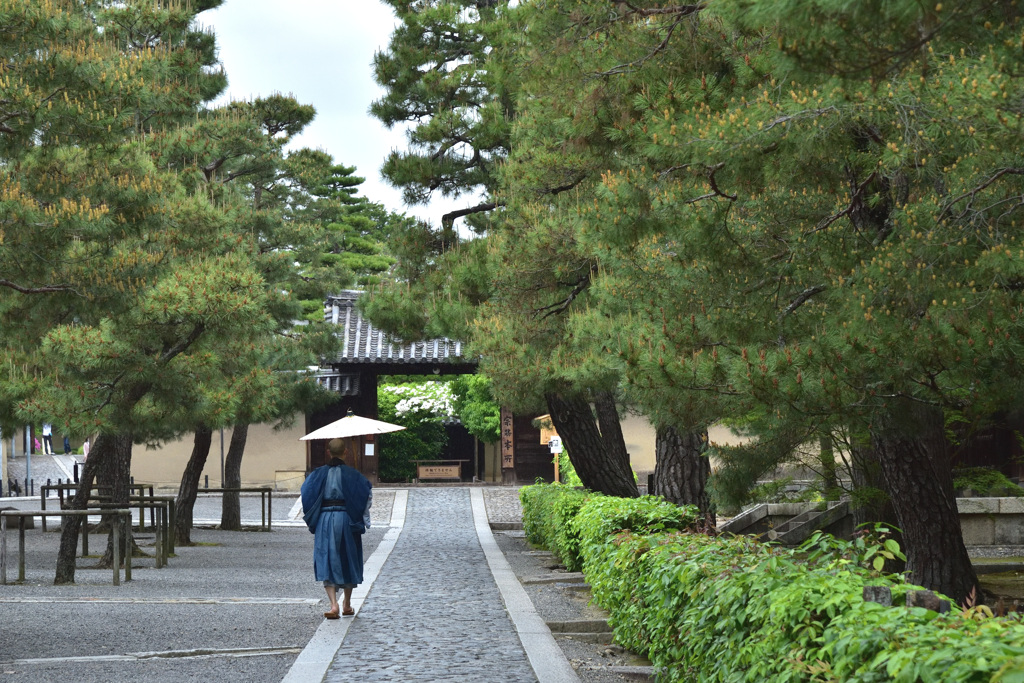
top-left (382, 382), bottom-right (458, 422)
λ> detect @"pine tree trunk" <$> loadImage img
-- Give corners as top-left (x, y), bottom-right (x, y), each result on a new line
top-left (54, 434), bottom-right (104, 584)
top-left (545, 391), bottom-right (638, 498)
top-left (174, 425), bottom-right (213, 546)
top-left (849, 439), bottom-right (905, 573)
top-left (850, 441), bottom-right (900, 530)
top-left (654, 425), bottom-right (714, 524)
top-left (220, 423), bottom-right (249, 531)
top-left (818, 436), bottom-right (840, 500)
top-left (871, 399), bottom-right (979, 603)
top-left (96, 433), bottom-right (134, 568)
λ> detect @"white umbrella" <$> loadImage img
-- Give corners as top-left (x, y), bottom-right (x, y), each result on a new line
top-left (299, 411), bottom-right (406, 441)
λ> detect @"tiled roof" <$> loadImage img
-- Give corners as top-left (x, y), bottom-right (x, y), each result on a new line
top-left (323, 291), bottom-right (468, 365)
top-left (314, 371), bottom-right (360, 396)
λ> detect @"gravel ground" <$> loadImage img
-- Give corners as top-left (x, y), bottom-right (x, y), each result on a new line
top-left (484, 486), bottom-right (652, 682)
top-left (0, 522), bottom-right (388, 682)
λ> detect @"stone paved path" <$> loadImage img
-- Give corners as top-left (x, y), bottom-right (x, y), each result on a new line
top-left (323, 488), bottom-right (538, 682)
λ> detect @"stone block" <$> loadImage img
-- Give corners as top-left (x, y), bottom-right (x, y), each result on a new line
top-left (863, 585), bottom-right (892, 606)
top-left (906, 590), bottom-right (951, 613)
top-left (767, 503), bottom-right (813, 516)
top-left (0, 508), bottom-right (33, 530)
top-left (994, 517), bottom-right (1024, 545)
top-left (957, 497), bottom-right (999, 514)
top-left (959, 516), bottom-right (995, 546)
top-left (999, 498), bottom-right (1024, 514)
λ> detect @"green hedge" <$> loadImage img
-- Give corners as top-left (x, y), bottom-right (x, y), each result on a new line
top-left (519, 484), bottom-right (1024, 682)
top-left (520, 483), bottom-right (596, 571)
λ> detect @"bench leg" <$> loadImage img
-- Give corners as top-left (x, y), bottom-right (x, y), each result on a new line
top-left (124, 513), bottom-right (132, 582)
top-left (18, 516), bottom-right (26, 582)
top-left (166, 500), bottom-right (175, 556)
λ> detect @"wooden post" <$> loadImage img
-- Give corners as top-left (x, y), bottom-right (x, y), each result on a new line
top-left (40, 488), bottom-right (46, 532)
top-left (154, 506), bottom-right (163, 569)
top-left (18, 514), bottom-right (26, 582)
top-left (165, 499), bottom-right (174, 556)
top-left (138, 491), bottom-right (145, 531)
top-left (267, 490), bottom-right (272, 532)
top-left (124, 512), bottom-right (132, 582)
top-left (81, 512), bottom-right (89, 557)
top-left (1, 514), bottom-right (6, 584)
top-left (112, 514), bottom-right (120, 586)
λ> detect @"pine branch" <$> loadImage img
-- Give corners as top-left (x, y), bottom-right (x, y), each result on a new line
top-left (597, 13), bottom-right (690, 76)
top-left (939, 167), bottom-right (1024, 220)
top-left (806, 171), bottom-right (878, 234)
top-left (441, 201), bottom-right (503, 227)
top-left (0, 279), bottom-right (79, 295)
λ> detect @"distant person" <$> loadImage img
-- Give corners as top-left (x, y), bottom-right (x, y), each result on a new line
top-left (41, 424), bottom-right (53, 455)
top-left (82, 439), bottom-right (90, 459)
top-left (300, 438), bottom-right (372, 619)
top-left (63, 435), bottom-right (71, 455)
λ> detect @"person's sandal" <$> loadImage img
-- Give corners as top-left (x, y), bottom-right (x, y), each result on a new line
top-left (324, 609), bottom-right (340, 619)
top-left (342, 607), bottom-right (355, 616)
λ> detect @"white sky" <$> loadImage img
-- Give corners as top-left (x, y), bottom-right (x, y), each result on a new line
top-left (203, 0), bottom-right (462, 225)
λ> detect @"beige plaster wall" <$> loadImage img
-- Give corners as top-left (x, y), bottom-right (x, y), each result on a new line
top-left (621, 413), bottom-right (657, 473)
top-left (131, 419), bottom-right (307, 492)
top-left (621, 416), bottom-right (749, 476)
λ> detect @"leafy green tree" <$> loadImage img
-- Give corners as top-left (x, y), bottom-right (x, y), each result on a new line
top-left (0, 1), bottom-right (329, 581)
top-left (451, 374), bottom-right (500, 444)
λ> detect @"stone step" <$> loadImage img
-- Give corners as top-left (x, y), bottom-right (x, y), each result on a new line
top-left (554, 631), bottom-right (615, 644)
top-left (602, 665), bottom-right (655, 681)
top-left (974, 562), bottom-right (1024, 575)
top-left (524, 573), bottom-right (589, 585)
top-left (545, 619), bottom-right (611, 633)
top-left (489, 521), bottom-right (523, 530)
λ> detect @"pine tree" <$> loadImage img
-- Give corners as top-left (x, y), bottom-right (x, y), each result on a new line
top-left (365, 1), bottom-right (643, 496)
top-left (526, 0), bottom-right (1024, 602)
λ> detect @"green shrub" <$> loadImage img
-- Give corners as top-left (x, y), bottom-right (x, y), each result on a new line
top-left (954, 467), bottom-right (1024, 497)
top-left (572, 495), bottom-right (699, 571)
top-left (519, 483), bottom-right (595, 570)
top-left (525, 484), bottom-right (1024, 682)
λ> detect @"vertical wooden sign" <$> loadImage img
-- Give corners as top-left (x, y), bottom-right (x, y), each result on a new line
top-left (500, 407), bottom-right (514, 470)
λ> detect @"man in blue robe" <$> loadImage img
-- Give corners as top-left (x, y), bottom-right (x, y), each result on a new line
top-left (301, 438), bottom-right (372, 618)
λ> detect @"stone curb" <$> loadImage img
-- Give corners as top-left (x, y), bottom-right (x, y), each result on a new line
top-left (470, 487), bottom-right (581, 683)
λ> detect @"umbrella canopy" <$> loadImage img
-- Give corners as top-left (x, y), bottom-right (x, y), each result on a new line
top-left (299, 412), bottom-right (406, 441)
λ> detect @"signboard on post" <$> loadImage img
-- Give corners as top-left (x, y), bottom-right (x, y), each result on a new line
top-left (501, 407), bottom-right (514, 470)
top-left (548, 436), bottom-right (563, 453)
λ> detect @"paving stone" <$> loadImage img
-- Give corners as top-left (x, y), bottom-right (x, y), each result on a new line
top-left (325, 488), bottom-right (537, 683)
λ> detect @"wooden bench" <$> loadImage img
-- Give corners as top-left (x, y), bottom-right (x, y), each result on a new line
top-left (196, 487), bottom-right (274, 531)
top-left (1, 509), bottom-right (132, 585)
top-left (40, 483), bottom-right (155, 531)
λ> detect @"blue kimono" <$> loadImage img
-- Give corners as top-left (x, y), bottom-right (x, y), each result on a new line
top-left (301, 459), bottom-right (372, 587)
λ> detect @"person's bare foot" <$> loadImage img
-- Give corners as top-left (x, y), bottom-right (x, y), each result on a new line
top-left (341, 604), bottom-right (354, 616)
top-left (324, 603), bottom-right (341, 619)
